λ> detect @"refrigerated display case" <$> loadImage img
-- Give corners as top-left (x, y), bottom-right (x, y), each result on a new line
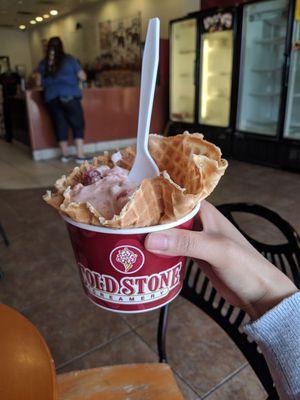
top-left (170, 17), bottom-right (197, 123)
top-left (233, 0), bottom-right (300, 170)
top-left (237, 0), bottom-right (289, 136)
top-left (284, 20), bottom-right (300, 139)
top-left (169, 1), bottom-right (300, 170)
top-left (169, 8), bottom-right (238, 154)
top-left (198, 10), bottom-right (236, 129)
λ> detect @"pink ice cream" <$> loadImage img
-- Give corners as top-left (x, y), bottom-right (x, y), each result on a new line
top-left (71, 165), bottom-right (137, 220)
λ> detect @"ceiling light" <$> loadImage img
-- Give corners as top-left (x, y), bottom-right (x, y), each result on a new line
top-left (30, 20), bottom-right (36, 24)
top-left (36, 16), bottom-right (43, 22)
top-left (50, 10), bottom-right (58, 16)
top-left (19, 24), bottom-right (26, 30)
top-left (43, 14), bottom-right (50, 19)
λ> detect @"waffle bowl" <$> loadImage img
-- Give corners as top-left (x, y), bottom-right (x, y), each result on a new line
top-left (43, 132), bottom-right (228, 229)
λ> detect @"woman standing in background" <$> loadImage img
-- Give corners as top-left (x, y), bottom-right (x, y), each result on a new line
top-left (37, 37), bottom-right (87, 164)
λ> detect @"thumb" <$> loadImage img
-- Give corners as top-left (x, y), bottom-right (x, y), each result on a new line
top-left (145, 228), bottom-right (216, 261)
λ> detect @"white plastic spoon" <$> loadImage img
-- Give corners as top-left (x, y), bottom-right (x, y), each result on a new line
top-left (128, 17), bottom-right (160, 184)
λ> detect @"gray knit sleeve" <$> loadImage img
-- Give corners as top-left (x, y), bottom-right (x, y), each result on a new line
top-left (244, 292), bottom-right (300, 400)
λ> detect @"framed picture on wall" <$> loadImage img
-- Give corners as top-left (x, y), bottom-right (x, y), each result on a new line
top-left (99, 13), bottom-right (141, 70)
top-left (0, 56), bottom-right (10, 74)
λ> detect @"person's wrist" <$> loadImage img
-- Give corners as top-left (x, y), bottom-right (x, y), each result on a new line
top-left (246, 281), bottom-right (298, 321)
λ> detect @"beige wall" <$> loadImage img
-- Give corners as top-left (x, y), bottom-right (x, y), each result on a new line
top-left (29, 0), bottom-right (199, 70)
top-left (0, 28), bottom-right (32, 75)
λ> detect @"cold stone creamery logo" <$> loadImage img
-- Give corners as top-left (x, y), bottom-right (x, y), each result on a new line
top-left (110, 245), bottom-right (144, 274)
top-left (116, 248), bottom-right (137, 271)
top-left (79, 262), bottom-right (182, 305)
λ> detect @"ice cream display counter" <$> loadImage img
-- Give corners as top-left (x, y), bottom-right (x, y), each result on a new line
top-left (24, 86), bottom-right (167, 161)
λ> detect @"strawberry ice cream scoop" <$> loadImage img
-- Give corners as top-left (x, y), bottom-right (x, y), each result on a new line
top-left (71, 166), bottom-right (137, 220)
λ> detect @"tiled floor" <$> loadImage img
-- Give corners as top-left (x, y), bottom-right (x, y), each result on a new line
top-left (0, 140), bottom-right (78, 189)
top-left (0, 140), bottom-right (299, 399)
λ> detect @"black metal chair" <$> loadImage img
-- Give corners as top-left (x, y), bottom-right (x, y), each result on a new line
top-left (0, 222), bottom-right (10, 279)
top-left (157, 203), bottom-right (300, 400)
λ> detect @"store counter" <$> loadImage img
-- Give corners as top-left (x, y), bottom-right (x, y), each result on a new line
top-left (25, 86), bottom-right (168, 160)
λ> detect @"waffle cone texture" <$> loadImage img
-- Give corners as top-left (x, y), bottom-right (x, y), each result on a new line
top-left (43, 132), bottom-right (228, 228)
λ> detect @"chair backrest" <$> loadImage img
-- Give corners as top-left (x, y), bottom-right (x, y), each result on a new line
top-left (181, 260), bottom-right (278, 399)
top-left (0, 304), bottom-right (57, 400)
top-left (165, 203), bottom-right (300, 400)
top-left (217, 203), bottom-right (300, 287)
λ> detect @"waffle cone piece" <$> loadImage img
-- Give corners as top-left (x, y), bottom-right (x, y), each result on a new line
top-left (43, 132), bottom-right (228, 228)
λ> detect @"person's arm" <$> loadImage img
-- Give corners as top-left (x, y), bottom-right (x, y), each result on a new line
top-left (35, 72), bottom-right (42, 87)
top-left (36, 61), bottom-right (44, 88)
top-left (77, 69), bottom-right (86, 82)
top-left (71, 57), bottom-right (86, 82)
top-left (145, 201), bottom-right (299, 399)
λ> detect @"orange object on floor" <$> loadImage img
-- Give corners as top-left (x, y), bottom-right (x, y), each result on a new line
top-left (0, 304), bottom-right (183, 400)
top-left (57, 364), bottom-right (184, 400)
top-left (0, 304), bottom-right (57, 400)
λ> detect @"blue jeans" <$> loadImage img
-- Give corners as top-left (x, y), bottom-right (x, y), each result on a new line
top-left (47, 97), bottom-right (85, 142)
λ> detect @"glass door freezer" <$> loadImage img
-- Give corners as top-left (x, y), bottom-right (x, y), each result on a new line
top-left (199, 29), bottom-right (233, 127)
top-left (198, 11), bottom-right (235, 128)
top-left (237, 0), bottom-right (289, 136)
top-left (170, 17), bottom-right (197, 123)
top-left (284, 19), bottom-right (300, 140)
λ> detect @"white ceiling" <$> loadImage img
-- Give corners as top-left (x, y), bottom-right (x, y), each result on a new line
top-left (0, 0), bottom-right (99, 28)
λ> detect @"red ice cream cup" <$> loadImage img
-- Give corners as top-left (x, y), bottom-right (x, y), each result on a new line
top-left (62, 203), bottom-right (200, 314)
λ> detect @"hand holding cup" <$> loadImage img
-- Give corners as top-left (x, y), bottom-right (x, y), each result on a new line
top-left (145, 201), bottom-right (298, 320)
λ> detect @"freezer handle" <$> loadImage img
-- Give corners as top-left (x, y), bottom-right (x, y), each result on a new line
top-left (284, 56), bottom-right (290, 87)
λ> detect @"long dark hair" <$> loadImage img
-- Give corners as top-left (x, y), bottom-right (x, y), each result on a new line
top-left (45, 37), bottom-right (66, 76)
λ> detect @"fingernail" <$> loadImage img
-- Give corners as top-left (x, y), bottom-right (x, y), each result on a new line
top-left (146, 233), bottom-right (169, 251)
